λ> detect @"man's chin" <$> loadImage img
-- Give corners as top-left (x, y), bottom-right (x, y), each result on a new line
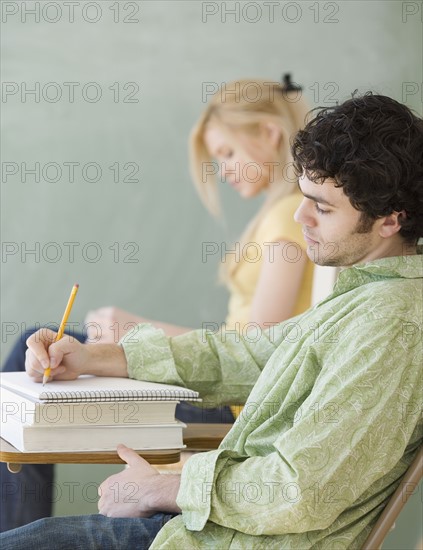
top-left (305, 243), bottom-right (321, 264)
top-left (305, 244), bottom-right (340, 267)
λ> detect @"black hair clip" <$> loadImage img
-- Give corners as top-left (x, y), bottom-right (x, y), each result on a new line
top-left (282, 73), bottom-right (303, 92)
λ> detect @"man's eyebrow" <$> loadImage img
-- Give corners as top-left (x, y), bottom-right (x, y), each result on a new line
top-left (297, 182), bottom-right (337, 207)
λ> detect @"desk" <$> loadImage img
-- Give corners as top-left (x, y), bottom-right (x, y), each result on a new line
top-left (0, 423), bottom-right (232, 472)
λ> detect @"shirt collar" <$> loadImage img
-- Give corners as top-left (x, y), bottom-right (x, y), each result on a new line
top-left (332, 255), bottom-right (423, 297)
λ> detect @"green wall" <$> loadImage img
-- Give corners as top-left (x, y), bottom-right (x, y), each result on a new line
top-left (2, 1), bottom-right (422, 547)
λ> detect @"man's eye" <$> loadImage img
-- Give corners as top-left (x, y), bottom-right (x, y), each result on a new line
top-left (315, 203), bottom-right (329, 214)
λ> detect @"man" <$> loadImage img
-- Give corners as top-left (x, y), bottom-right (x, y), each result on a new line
top-left (1, 93), bottom-right (422, 549)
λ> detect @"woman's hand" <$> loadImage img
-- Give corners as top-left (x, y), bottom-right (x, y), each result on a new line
top-left (84, 307), bottom-right (145, 344)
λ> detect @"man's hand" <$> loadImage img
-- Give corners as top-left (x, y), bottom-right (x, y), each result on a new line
top-left (25, 328), bottom-right (88, 382)
top-left (84, 307), bottom-right (145, 344)
top-left (98, 445), bottom-right (181, 518)
top-left (25, 328), bottom-right (129, 382)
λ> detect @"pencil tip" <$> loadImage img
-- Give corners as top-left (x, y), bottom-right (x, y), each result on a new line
top-left (75, 283), bottom-right (79, 288)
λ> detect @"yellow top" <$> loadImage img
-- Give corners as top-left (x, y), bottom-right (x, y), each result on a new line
top-left (225, 192), bottom-right (314, 330)
top-left (224, 193), bottom-right (314, 419)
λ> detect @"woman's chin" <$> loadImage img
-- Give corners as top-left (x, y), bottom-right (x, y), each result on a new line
top-left (237, 187), bottom-right (260, 199)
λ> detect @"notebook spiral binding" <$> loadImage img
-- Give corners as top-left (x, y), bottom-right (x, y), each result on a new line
top-left (42, 390), bottom-right (202, 402)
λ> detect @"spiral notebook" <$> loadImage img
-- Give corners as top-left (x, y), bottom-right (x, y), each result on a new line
top-left (0, 372), bottom-right (201, 403)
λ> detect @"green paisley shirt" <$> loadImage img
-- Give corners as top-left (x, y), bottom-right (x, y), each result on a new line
top-left (121, 255), bottom-right (422, 549)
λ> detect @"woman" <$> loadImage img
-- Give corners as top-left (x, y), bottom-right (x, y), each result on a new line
top-left (191, 77), bottom-right (313, 331)
top-left (85, 77), bottom-right (313, 341)
top-left (1, 76), bottom-right (314, 531)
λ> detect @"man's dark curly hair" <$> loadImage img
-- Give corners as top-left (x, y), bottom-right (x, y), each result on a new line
top-left (291, 92), bottom-right (423, 243)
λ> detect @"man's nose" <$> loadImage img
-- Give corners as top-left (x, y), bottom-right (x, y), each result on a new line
top-left (294, 198), bottom-right (315, 227)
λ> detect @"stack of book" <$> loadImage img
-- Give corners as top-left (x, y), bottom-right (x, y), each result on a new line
top-left (0, 372), bottom-right (200, 452)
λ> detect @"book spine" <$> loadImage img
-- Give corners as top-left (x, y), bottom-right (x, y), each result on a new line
top-left (1, 387), bottom-right (37, 424)
top-left (5, 421), bottom-right (186, 452)
top-left (1, 399), bottom-right (179, 427)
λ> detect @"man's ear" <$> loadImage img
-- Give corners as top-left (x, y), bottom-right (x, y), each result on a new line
top-left (378, 211), bottom-right (405, 238)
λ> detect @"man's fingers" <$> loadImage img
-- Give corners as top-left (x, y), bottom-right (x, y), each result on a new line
top-left (26, 328), bottom-right (57, 369)
top-left (25, 348), bottom-right (44, 380)
top-left (46, 337), bottom-right (80, 373)
top-left (25, 330), bottom-right (82, 381)
top-left (48, 347), bottom-right (64, 370)
top-left (116, 444), bottom-right (149, 469)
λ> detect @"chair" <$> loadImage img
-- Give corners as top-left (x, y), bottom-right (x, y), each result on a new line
top-left (362, 446), bottom-right (423, 550)
top-left (311, 265), bottom-right (339, 306)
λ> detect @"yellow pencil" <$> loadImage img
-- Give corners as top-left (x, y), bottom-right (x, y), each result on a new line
top-left (42, 283), bottom-right (79, 386)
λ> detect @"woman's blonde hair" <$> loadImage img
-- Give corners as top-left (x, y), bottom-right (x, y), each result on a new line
top-left (189, 78), bottom-right (310, 281)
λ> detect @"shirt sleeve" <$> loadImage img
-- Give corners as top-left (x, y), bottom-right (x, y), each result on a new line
top-left (176, 315), bottom-right (422, 535)
top-left (120, 321), bottom-right (295, 407)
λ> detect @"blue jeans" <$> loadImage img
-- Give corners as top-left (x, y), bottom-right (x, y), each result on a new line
top-left (1, 328), bottom-right (234, 532)
top-left (0, 513), bottom-right (175, 549)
